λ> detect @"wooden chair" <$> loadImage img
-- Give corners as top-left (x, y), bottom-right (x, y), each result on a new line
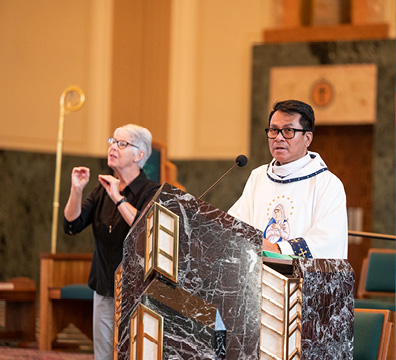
top-left (354, 308), bottom-right (393, 360)
top-left (357, 248), bottom-right (395, 300)
top-left (144, 140), bottom-right (185, 191)
top-left (355, 248), bottom-right (395, 314)
top-left (0, 277), bottom-right (36, 346)
top-left (39, 253), bottom-right (93, 351)
top-left (355, 248), bottom-right (395, 360)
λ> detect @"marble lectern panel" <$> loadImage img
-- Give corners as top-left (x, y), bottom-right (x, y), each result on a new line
top-left (119, 183), bottom-right (264, 359)
top-left (293, 258), bottom-right (355, 360)
top-left (146, 279), bottom-right (226, 358)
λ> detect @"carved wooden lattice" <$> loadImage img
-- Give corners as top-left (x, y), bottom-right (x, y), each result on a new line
top-left (260, 264), bottom-right (302, 360)
top-left (114, 263), bottom-right (123, 360)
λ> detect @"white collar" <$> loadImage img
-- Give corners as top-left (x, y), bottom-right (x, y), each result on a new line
top-left (272, 153), bottom-right (312, 178)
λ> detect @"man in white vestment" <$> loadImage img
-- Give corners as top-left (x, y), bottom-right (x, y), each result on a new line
top-left (228, 100), bottom-right (348, 259)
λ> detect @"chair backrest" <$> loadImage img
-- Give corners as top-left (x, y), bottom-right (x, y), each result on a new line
top-left (39, 252), bottom-right (94, 350)
top-left (358, 248), bottom-right (396, 299)
top-left (143, 140), bottom-right (185, 190)
top-left (354, 308), bottom-right (393, 360)
top-left (40, 252), bottom-right (93, 289)
top-left (143, 140), bottom-right (164, 183)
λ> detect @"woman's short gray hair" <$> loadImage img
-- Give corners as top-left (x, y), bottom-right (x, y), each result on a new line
top-left (115, 124), bottom-right (152, 168)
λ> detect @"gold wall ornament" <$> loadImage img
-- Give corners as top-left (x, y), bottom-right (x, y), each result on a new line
top-left (311, 78), bottom-right (334, 107)
top-left (145, 202), bottom-right (179, 283)
top-left (129, 303), bottom-right (164, 360)
top-left (51, 86), bottom-right (86, 254)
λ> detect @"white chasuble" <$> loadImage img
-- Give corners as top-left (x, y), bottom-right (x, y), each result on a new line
top-left (228, 152), bottom-right (348, 259)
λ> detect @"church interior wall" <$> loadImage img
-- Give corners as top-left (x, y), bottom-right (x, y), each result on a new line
top-left (0, 1), bottom-right (394, 289)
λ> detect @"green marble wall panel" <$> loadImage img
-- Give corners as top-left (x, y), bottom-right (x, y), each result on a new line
top-left (0, 150), bottom-right (108, 283)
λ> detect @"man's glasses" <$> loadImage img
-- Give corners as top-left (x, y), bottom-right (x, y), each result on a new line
top-left (108, 137), bottom-right (139, 150)
top-left (265, 128), bottom-right (310, 139)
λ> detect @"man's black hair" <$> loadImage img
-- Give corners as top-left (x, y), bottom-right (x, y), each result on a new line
top-left (268, 100), bottom-right (315, 132)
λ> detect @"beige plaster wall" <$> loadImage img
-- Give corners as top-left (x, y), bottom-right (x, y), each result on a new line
top-left (0, 0), bottom-right (394, 160)
top-left (0, 0), bottom-right (112, 156)
top-left (0, 0), bottom-right (283, 160)
top-left (167, 0), bottom-right (276, 159)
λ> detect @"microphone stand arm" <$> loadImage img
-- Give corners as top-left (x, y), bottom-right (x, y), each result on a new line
top-left (198, 163), bottom-right (238, 200)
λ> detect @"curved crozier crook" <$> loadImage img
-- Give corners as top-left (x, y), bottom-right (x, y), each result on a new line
top-left (60, 85), bottom-right (86, 114)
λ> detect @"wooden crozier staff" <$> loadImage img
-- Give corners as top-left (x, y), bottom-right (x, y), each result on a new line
top-left (50, 86), bottom-right (85, 254)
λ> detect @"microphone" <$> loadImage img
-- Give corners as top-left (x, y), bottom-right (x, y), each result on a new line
top-left (198, 155), bottom-right (248, 200)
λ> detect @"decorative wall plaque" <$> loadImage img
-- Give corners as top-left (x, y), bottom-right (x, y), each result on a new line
top-left (269, 64), bottom-right (377, 125)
